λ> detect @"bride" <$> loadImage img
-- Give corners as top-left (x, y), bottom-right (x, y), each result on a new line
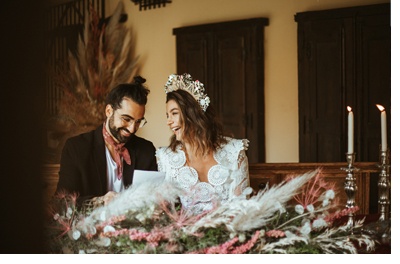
top-left (156, 73), bottom-right (252, 214)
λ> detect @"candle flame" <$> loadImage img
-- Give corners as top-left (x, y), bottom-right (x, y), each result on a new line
top-left (376, 104), bottom-right (385, 112)
top-left (347, 106), bottom-right (352, 112)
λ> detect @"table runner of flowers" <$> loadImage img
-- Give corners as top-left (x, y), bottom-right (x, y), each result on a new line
top-left (46, 169), bottom-right (376, 254)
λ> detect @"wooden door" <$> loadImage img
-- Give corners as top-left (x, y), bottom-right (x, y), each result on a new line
top-left (173, 18), bottom-right (268, 163)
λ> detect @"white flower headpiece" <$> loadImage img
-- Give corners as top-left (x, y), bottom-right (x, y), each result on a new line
top-left (164, 73), bottom-right (210, 112)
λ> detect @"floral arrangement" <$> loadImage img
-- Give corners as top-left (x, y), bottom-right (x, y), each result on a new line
top-left (46, 170), bottom-right (376, 254)
top-left (46, 1), bottom-right (138, 163)
top-left (54, 1), bottom-right (138, 127)
top-left (46, 1), bottom-right (138, 162)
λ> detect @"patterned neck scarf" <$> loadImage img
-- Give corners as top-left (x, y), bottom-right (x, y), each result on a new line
top-left (102, 123), bottom-right (131, 180)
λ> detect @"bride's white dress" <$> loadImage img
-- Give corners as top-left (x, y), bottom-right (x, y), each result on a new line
top-left (156, 137), bottom-right (251, 214)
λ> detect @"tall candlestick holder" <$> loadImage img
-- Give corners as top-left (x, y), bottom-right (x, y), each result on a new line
top-left (377, 147), bottom-right (390, 222)
top-left (341, 152), bottom-right (359, 229)
top-left (361, 147), bottom-right (391, 245)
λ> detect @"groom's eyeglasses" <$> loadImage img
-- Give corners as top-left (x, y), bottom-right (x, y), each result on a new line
top-left (116, 111), bottom-right (147, 128)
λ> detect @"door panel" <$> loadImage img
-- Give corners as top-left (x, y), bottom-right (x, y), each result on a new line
top-left (216, 33), bottom-right (246, 138)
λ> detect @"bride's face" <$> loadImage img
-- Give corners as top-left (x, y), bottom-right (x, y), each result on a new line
top-left (166, 99), bottom-right (184, 141)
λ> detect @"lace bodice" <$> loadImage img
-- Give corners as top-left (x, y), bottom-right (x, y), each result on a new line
top-left (156, 137), bottom-right (251, 214)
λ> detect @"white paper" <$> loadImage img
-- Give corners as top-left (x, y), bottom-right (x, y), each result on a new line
top-left (132, 170), bottom-right (165, 186)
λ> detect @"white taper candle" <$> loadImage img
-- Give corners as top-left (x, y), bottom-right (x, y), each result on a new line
top-left (347, 106), bottom-right (354, 154)
top-left (376, 104), bottom-right (387, 151)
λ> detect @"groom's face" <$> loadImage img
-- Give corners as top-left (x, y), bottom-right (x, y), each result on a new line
top-left (106, 98), bottom-right (146, 143)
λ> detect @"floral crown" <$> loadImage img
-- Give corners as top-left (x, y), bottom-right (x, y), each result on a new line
top-left (164, 73), bottom-right (210, 112)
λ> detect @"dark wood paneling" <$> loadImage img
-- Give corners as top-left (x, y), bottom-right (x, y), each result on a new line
top-left (249, 162), bottom-right (380, 215)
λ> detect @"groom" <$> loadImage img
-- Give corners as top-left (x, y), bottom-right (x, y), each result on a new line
top-left (56, 76), bottom-right (158, 206)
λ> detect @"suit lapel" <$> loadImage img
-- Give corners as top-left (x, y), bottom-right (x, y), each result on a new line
top-left (123, 136), bottom-right (136, 187)
top-left (123, 142), bottom-right (136, 187)
top-left (93, 125), bottom-right (107, 193)
top-left (93, 125), bottom-right (137, 190)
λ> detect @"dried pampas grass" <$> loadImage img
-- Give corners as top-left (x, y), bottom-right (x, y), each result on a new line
top-left (53, 1), bottom-right (139, 129)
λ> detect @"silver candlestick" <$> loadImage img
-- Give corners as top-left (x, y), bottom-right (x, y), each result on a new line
top-left (341, 153), bottom-right (359, 229)
top-left (378, 148), bottom-right (391, 222)
top-left (360, 147), bottom-right (391, 245)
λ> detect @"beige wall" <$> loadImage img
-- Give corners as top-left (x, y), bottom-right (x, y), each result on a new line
top-left (106, 0), bottom-right (389, 162)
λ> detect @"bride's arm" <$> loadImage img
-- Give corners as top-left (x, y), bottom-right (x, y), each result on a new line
top-left (233, 149), bottom-right (251, 196)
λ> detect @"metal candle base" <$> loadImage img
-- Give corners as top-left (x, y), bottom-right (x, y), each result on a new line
top-left (361, 148), bottom-right (391, 243)
top-left (341, 153), bottom-right (359, 229)
top-left (378, 148), bottom-right (391, 222)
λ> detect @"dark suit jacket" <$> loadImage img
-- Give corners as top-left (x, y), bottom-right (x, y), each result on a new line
top-left (56, 125), bottom-right (157, 204)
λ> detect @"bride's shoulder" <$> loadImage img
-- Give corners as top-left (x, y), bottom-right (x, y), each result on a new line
top-left (156, 146), bottom-right (171, 156)
top-left (155, 146), bottom-right (168, 160)
top-left (222, 137), bottom-right (249, 151)
top-left (214, 137), bottom-right (249, 166)
top-left (156, 146), bottom-right (184, 158)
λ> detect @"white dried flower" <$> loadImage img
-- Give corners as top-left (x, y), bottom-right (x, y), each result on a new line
top-left (68, 229), bottom-right (81, 240)
top-left (306, 204), bottom-right (314, 213)
top-left (53, 213), bottom-right (60, 221)
top-left (295, 204), bottom-right (304, 214)
top-left (238, 233), bottom-right (246, 243)
top-left (300, 222), bottom-right (311, 235)
top-left (322, 199), bottom-right (330, 207)
top-left (66, 207), bottom-right (73, 218)
top-left (103, 225), bottom-right (115, 234)
top-left (312, 218), bottom-right (328, 229)
top-left (325, 190), bottom-right (335, 199)
top-left (136, 213), bottom-right (146, 223)
top-left (95, 237), bottom-right (111, 247)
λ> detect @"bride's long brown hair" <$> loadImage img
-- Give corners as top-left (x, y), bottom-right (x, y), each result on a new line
top-left (166, 89), bottom-right (231, 156)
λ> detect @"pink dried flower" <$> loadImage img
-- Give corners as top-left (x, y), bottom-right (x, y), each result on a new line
top-left (129, 229), bottom-right (149, 241)
top-left (53, 190), bottom-right (69, 200)
top-left (105, 228), bottom-right (130, 238)
top-left (324, 206), bottom-right (360, 223)
top-left (266, 229), bottom-right (286, 238)
top-left (164, 241), bottom-right (180, 253)
top-left (159, 200), bottom-right (202, 229)
top-left (48, 216), bottom-right (72, 238)
top-left (291, 169), bottom-right (338, 209)
top-left (230, 231), bottom-right (260, 254)
top-left (99, 215), bottom-right (126, 228)
top-left (204, 237), bottom-right (239, 254)
top-left (189, 237), bottom-right (239, 254)
top-left (145, 228), bottom-right (167, 247)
